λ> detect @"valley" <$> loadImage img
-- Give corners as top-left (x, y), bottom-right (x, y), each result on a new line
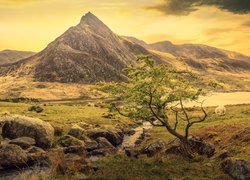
top-left (0, 11), bottom-right (250, 180)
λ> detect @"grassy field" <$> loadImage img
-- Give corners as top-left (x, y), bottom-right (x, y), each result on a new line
top-left (0, 100), bottom-right (133, 131)
top-left (89, 104), bottom-right (250, 179)
top-left (0, 101), bottom-right (249, 179)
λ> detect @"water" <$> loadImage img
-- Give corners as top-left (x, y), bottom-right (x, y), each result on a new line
top-left (121, 122), bottom-right (152, 149)
top-left (186, 92), bottom-right (250, 107)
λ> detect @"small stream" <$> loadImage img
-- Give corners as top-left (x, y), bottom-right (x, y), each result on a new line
top-left (0, 122), bottom-right (153, 178)
top-left (121, 122), bottom-right (152, 149)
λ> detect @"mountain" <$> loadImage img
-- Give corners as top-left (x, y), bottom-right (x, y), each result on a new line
top-left (0, 12), bottom-right (250, 86)
top-left (0, 50), bottom-right (35, 65)
top-left (125, 37), bottom-right (250, 72)
top-left (0, 12), bottom-right (150, 83)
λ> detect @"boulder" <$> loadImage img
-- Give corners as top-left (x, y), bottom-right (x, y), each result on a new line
top-left (58, 135), bottom-right (85, 147)
top-left (52, 124), bottom-right (64, 136)
top-left (10, 137), bottom-right (35, 149)
top-left (27, 146), bottom-right (46, 154)
top-left (68, 124), bottom-right (85, 139)
top-left (189, 136), bottom-right (215, 158)
top-left (85, 140), bottom-right (99, 152)
top-left (124, 129), bottom-right (136, 136)
top-left (221, 159), bottom-right (250, 180)
top-left (0, 115), bottom-right (54, 149)
top-left (97, 137), bottom-right (115, 149)
top-left (87, 129), bottom-right (123, 147)
top-left (63, 146), bottom-right (87, 156)
top-left (78, 122), bottom-right (92, 129)
top-left (0, 144), bottom-right (29, 169)
top-left (125, 148), bottom-right (140, 158)
top-left (27, 146), bottom-right (48, 167)
top-left (28, 106), bottom-right (44, 113)
top-left (141, 140), bottom-right (166, 157)
top-left (89, 137), bottom-right (116, 156)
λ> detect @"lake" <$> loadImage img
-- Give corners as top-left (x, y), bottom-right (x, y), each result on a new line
top-left (187, 92), bottom-right (250, 107)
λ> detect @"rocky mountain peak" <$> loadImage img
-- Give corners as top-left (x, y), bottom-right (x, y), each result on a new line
top-left (79, 12), bottom-right (105, 27)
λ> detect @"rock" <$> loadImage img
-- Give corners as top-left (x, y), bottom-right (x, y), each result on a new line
top-left (202, 143), bottom-right (215, 158)
top-left (27, 146), bottom-right (46, 154)
top-left (58, 135), bottom-right (85, 147)
top-left (28, 106), bottom-right (44, 113)
top-left (102, 113), bottom-right (114, 119)
top-left (124, 129), bottom-right (136, 136)
top-left (52, 124), bottom-right (64, 136)
top-left (141, 140), bottom-right (166, 157)
top-left (0, 144), bottom-right (29, 169)
top-left (0, 138), bottom-right (10, 146)
top-left (85, 140), bottom-right (99, 152)
top-left (90, 149), bottom-right (107, 156)
top-left (221, 159), bottom-right (250, 180)
top-left (124, 148), bottom-right (140, 158)
top-left (96, 137), bottom-right (115, 149)
top-left (87, 129), bottom-right (123, 147)
top-left (10, 137), bottom-right (35, 149)
top-left (78, 122), bottom-right (92, 129)
top-left (27, 146), bottom-right (48, 167)
top-left (165, 145), bottom-right (180, 155)
top-left (89, 137), bottom-right (116, 156)
top-left (0, 115), bottom-right (54, 149)
top-left (189, 136), bottom-right (215, 158)
top-left (35, 106), bottom-right (44, 113)
top-left (63, 146), bottom-right (87, 156)
top-left (28, 106), bottom-right (36, 111)
top-left (68, 124), bottom-right (85, 139)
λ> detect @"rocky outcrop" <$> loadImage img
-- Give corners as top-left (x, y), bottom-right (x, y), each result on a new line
top-left (141, 140), bottom-right (166, 157)
top-left (221, 159), bottom-right (250, 180)
top-left (28, 106), bottom-right (44, 113)
top-left (68, 124), bottom-right (85, 139)
top-left (87, 129), bottom-right (123, 147)
top-left (58, 135), bottom-right (85, 147)
top-left (9, 137), bottom-right (35, 149)
top-left (0, 144), bottom-right (29, 169)
top-left (188, 136), bottom-right (215, 158)
top-left (0, 115), bottom-right (54, 149)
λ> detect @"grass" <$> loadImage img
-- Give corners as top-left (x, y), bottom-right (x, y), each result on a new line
top-left (0, 101), bottom-right (133, 132)
top-left (90, 154), bottom-right (230, 180)
top-left (0, 100), bottom-right (249, 179)
top-left (0, 76), bottom-right (99, 101)
top-left (89, 104), bottom-right (250, 180)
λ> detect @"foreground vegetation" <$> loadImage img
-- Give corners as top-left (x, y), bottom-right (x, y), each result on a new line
top-left (0, 99), bottom-right (249, 179)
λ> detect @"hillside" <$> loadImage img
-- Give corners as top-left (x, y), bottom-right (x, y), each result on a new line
top-left (0, 50), bottom-right (35, 65)
top-left (124, 37), bottom-right (250, 73)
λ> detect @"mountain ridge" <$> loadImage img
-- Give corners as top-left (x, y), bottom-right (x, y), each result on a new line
top-left (0, 12), bottom-right (250, 85)
top-left (0, 50), bottom-right (36, 65)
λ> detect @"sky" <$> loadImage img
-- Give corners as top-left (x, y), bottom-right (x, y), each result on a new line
top-left (0, 0), bottom-right (250, 55)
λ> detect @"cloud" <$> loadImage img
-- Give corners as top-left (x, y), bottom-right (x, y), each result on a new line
top-left (148, 0), bottom-right (250, 16)
top-left (0, 0), bottom-right (46, 7)
top-left (242, 21), bottom-right (250, 27)
top-left (204, 28), bottom-right (234, 36)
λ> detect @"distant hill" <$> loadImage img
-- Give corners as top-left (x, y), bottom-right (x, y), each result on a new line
top-left (0, 50), bottom-right (35, 65)
top-left (124, 37), bottom-right (250, 73)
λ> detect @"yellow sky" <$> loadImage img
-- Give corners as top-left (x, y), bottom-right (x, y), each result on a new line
top-left (0, 0), bottom-right (250, 55)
